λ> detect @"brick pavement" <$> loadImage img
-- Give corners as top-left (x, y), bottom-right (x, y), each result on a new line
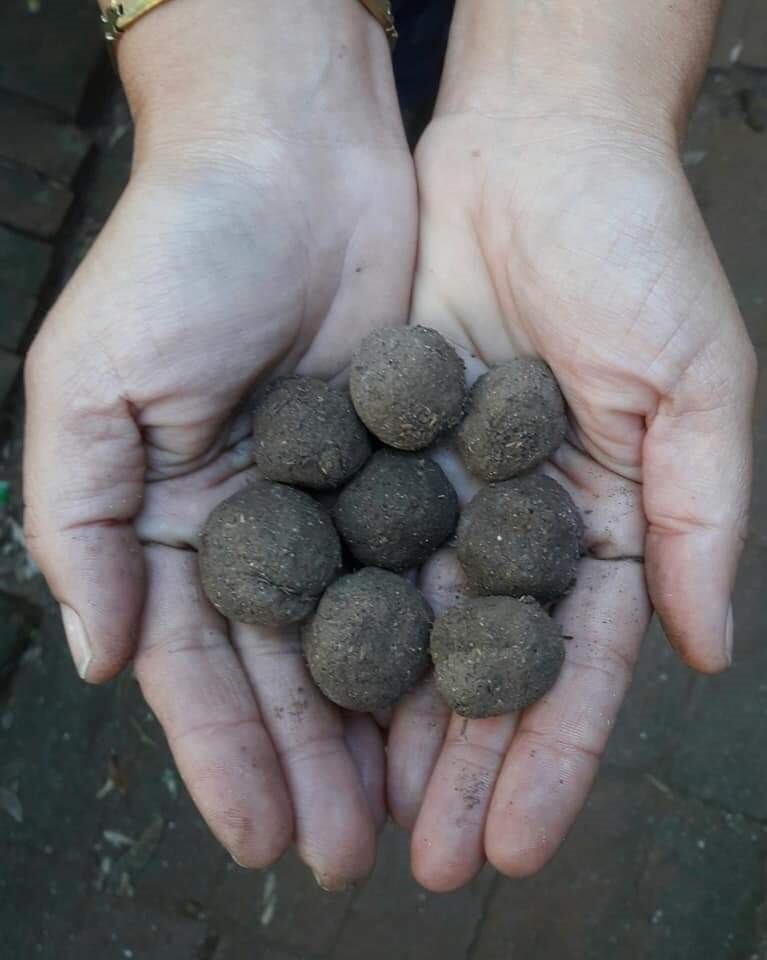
top-left (1, 2), bottom-right (766, 959)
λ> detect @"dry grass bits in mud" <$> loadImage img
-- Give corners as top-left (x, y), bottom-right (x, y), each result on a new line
top-left (431, 596), bottom-right (565, 718)
top-left (200, 482), bottom-right (341, 627)
top-left (350, 325), bottom-right (467, 450)
top-left (456, 358), bottom-right (566, 481)
top-left (332, 449), bottom-right (458, 572)
top-left (199, 327), bottom-right (583, 722)
top-left (304, 568), bottom-right (432, 711)
top-left (457, 473), bottom-right (582, 604)
top-left (252, 377), bottom-right (371, 489)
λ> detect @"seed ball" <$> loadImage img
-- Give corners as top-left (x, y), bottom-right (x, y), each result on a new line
top-left (304, 568), bottom-right (433, 711)
top-left (200, 482), bottom-right (341, 626)
top-left (332, 449), bottom-right (459, 572)
top-left (350, 325), bottom-right (467, 450)
top-left (457, 473), bottom-right (582, 603)
top-left (431, 595), bottom-right (565, 718)
top-left (252, 377), bottom-right (371, 490)
top-left (455, 358), bottom-right (567, 481)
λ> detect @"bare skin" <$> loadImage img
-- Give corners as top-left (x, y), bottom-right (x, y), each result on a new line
top-left (387, 0), bottom-right (756, 891)
top-left (24, 0), bottom-right (755, 893)
top-left (24, 0), bottom-right (415, 889)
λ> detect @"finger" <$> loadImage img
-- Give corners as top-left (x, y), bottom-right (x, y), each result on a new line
top-left (485, 557), bottom-right (650, 877)
top-left (373, 707), bottom-right (393, 729)
top-left (134, 545), bottom-right (292, 867)
top-left (343, 711), bottom-right (387, 831)
top-left (644, 335), bottom-right (756, 673)
top-left (387, 675), bottom-right (450, 830)
top-left (232, 622), bottom-right (376, 891)
top-left (412, 712), bottom-right (517, 892)
top-left (24, 326), bottom-right (145, 683)
top-left (387, 548), bottom-right (463, 830)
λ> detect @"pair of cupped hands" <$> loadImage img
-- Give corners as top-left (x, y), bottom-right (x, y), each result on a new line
top-left (23, 0), bottom-right (755, 891)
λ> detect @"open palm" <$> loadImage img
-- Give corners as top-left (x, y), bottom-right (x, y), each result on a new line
top-left (24, 99), bottom-right (416, 888)
top-left (388, 110), bottom-right (756, 890)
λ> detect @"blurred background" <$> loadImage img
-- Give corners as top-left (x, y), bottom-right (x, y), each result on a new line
top-left (0, 1), bottom-right (765, 958)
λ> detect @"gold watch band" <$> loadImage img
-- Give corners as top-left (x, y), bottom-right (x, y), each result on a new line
top-left (101, 0), bottom-right (397, 49)
top-left (358, 0), bottom-right (398, 48)
top-left (101, 0), bottom-right (173, 42)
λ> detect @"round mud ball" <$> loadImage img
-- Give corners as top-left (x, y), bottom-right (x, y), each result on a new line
top-left (430, 596), bottom-right (565, 718)
top-left (304, 568), bottom-right (432, 711)
top-left (457, 473), bottom-right (582, 603)
top-left (350, 325), bottom-right (467, 450)
top-left (252, 377), bottom-right (371, 490)
top-left (455, 358), bottom-right (567, 481)
top-left (199, 482), bottom-right (341, 627)
top-left (332, 449), bottom-right (459, 572)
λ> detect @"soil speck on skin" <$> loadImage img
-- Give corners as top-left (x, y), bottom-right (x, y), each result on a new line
top-left (287, 689), bottom-right (309, 721)
top-left (455, 767), bottom-right (489, 812)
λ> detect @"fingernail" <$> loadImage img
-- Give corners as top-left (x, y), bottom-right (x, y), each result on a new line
top-left (724, 604), bottom-right (734, 667)
top-left (311, 869), bottom-right (354, 893)
top-left (60, 604), bottom-right (93, 680)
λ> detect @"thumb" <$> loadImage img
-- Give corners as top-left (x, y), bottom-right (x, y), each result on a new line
top-left (643, 332), bottom-right (757, 674)
top-left (24, 322), bottom-right (145, 683)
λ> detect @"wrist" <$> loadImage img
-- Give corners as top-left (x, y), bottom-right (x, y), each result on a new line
top-left (101, 0), bottom-right (401, 163)
top-left (436, 0), bottom-right (722, 144)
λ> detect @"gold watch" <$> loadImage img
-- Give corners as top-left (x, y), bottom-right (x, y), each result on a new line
top-left (358, 0), bottom-right (398, 48)
top-left (101, 0), bottom-right (397, 50)
top-left (100, 0), bottom-right (172, 43)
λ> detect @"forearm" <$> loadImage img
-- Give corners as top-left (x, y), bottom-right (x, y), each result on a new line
top-left (437, 0), bottom-right (722, 139)
top-left (95, 0), bottom-right (398, 160)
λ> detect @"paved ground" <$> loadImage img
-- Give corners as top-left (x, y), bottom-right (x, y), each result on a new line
top-left (1, 2), bottom-right (766, 958)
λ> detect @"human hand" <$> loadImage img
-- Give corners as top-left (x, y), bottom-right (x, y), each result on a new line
top-left (388, 0), bottom-right (756, 890)
top-left (24, 0), bottom-right (416, 888)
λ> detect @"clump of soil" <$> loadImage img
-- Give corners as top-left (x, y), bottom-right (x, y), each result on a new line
top-left (332, 449), bottom-right (458, 571)
top-left (430, 596), bottom-right (564, 717)
top-left (350, 326), bottom-right (466, 450)
top-left (197, 342), bottom-right (582, 721)
top-left (252, 377), bottom-right (371, 489)
top-left (304, 568), bottom-right (432, 711)
top-left (455, 358), bottom-right (567, 480)
top-left (200, 482), bottom-right (341, 626)
top-left (457, 473), bottom-right (581, 603)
